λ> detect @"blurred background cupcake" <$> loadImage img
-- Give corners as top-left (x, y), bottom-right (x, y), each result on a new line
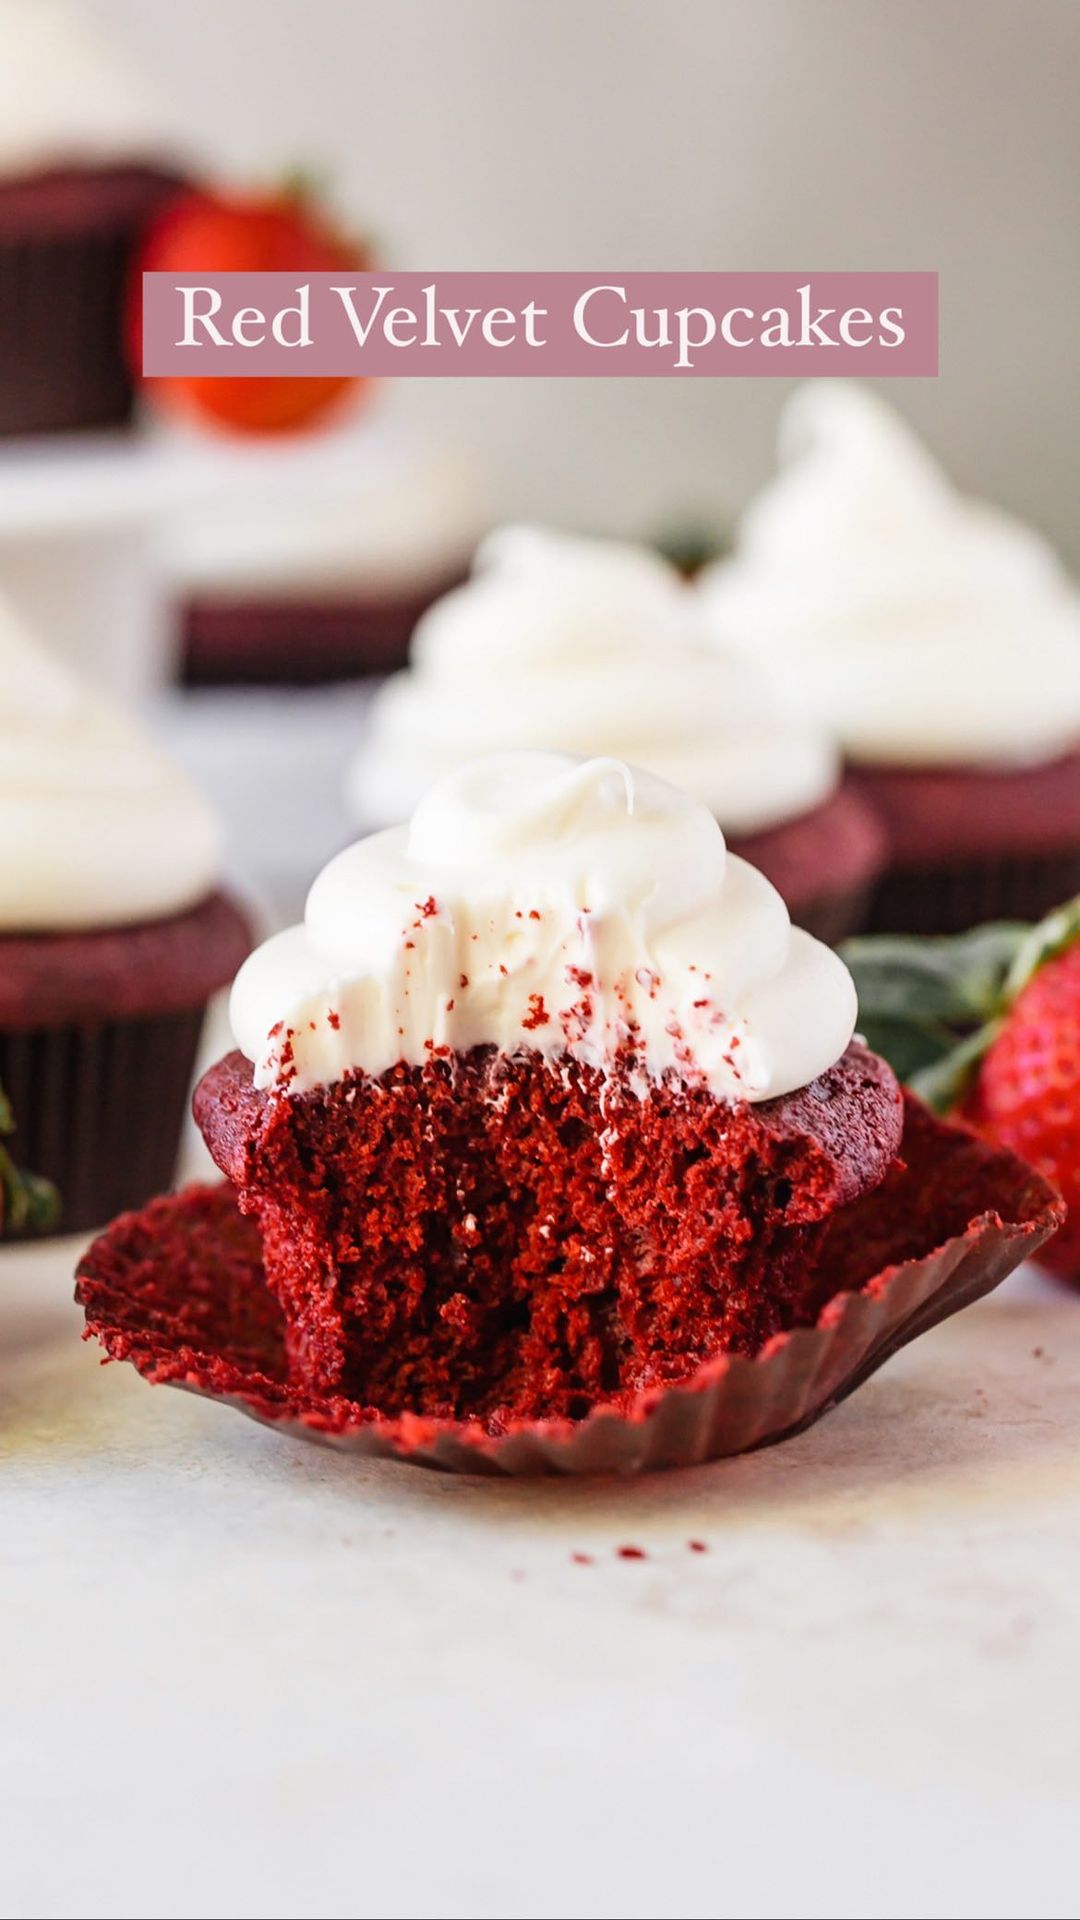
top-left (0, 596), bottom-right (250, 1231)
top-left (348, 525), bottom-right (886, 942)
top-left (0, 0), bottom-right (187, 437)
top-left (164, 435), bottom-right (489, 685)
top-left (699, 382), bottom-right (1080, 934)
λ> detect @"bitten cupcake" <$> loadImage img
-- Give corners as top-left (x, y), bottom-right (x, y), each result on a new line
top-left (699, 381), bottom-right (1080, 935)
top-left (77, 753), bottom-right (1061, 1473)
top-left (0, 602), bottom-right (250, 1231)
top-left (347, 525), bottom-right (885, 943)
top-left (0, 0), bottom-right (184, 437)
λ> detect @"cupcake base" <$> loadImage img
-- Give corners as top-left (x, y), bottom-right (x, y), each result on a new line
top-left (864, 849), bottom-right (1080, 939)
top-left (0, 891), bottom-right (251, 1235)
top-left (851, 751), bottom-right (1080, 935)
top-left (0, 165), bottom-right (182, 437)
top-left (729, 781), bottom-right (887, 945)
top-left (180, 572), bottom-right (468, 686)
top-left (1, 1008), bottom-right (205, 1234)
top-left (75, 1094), bottom-right (1061, 1474)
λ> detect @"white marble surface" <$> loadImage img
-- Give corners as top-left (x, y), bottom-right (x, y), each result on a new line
top-left (2, 1227), bottom-right (1079, 1920)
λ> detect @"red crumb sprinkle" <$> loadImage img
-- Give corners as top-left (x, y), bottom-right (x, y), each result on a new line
top-left (522, 993), bottom-right (549, 1031)
top-left (446, 999), bottom-right (455, 1012)
top-left (688, 1540), bottom-right (708, 1554)
top-left (268, 1021), bottom-right (283, 1040)
top-left (418, 896), bottom-right (438, 918)
top-left (404, 940), bottom-right (415, 951)
top-left (617, 1545), bottom-right (647, 1561)
top-left (528, 908), bottom-right (541, 921)
top-left (459, 973), bottom-right (469, 989)
top-left (567, 966), bottom-right (594, 989)
top-left (327, 1011), bottom-right (340, 1031)
top-left (499, 963), bottom-right (509, 977)
top-left (571, 1551), bottom-right (593, 1566)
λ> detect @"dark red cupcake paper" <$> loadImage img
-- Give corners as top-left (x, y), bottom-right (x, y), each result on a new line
top-left (76, 1093), bottom-right (1062, 1476)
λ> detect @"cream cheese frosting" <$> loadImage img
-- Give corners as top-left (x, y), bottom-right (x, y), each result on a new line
top-left (698, 381), bottom-right (1080, 768)
top-left (231, 752), bottom-right (857, 1102)
top-left (348, 524), bottom-right (838, 834)
top-left (0, 1), bottom-right (174, 176)
top-left (1, 602), bottom-right (221, 932)
top-left (165, 445), bottom-right (488, 600)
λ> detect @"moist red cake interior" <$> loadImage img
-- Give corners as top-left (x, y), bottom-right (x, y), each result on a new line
top-left (195, 1040), bottom-right (902, 1427)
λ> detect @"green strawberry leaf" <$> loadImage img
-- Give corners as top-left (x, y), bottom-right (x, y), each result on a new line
top-left (909, 1023), bottom-right (1002, 1116)
top-left (1002, 893), bottom-right (1080, 1002)
top-left (843, 898), bottom-right (1080, 1118)
top-left (841, 922), bottom-right (1028, 1026)
top-left (0, 1078), bottom-right (60, 1239)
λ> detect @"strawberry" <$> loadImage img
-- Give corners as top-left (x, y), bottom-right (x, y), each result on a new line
top-left (129, 179), bottom-right (371, 435)
top-left (843, 897), bottom-right (1080, 1284)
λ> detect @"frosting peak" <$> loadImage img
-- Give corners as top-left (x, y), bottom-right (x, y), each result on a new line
top-left (348, 524), bottom-right (837, 833)
top-left (232, 752), bottom-right (857, 1102)
top-left (699, 381), bottom-right (1080, 767)
top-left (0, 602), bottom-right (220, 932)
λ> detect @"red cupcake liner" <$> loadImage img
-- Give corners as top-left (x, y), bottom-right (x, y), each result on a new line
top-left (865, 849), bottom-right (1080, 938)
top-left (76, 1093), bottom-right (1062, 1475)
top-left (180, 571), bottom-right (468, 687)
top-left (1, 1008), bottom-right (206, 1235)
top-left (0, 167), bottom-right (181, 437)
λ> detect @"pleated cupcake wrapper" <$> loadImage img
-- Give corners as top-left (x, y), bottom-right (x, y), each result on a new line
top-left (867, 848), bottom-right (1080, 938)
top-left (181, 570), bottom-right (468, 687)
top-left (0, 227), bottom-right (139, 436)
top-left (1, 1008), bottom-right (206, 1236)
top-left (76, 1096), bottom-right (1063, 1476)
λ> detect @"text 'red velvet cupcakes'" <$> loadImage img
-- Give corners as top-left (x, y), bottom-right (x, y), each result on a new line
top-left (0, 3), bottom-right (185, 435)
top-left (346, 527), bottom-right (885, 943)
top-left (699, 382), bottom-right (1080, 935)
top-left (1, 599), bottom-right (250, 1232)
top-left (77, 754), bottom-right (1060, 1473)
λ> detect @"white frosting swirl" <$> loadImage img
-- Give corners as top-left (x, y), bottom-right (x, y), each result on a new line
top-left (232, 752), bottom-right (856, 1102)
top-left (348, 525), bottom-right (837, 835)
top-left (0, 603), bottom-right (220, 932)
top-left (0, 1), bottom-right (174, 175)
top-left (698, 382), bottom-right (1080, 768)
top-left (166, 445), bottom-right (487, 599)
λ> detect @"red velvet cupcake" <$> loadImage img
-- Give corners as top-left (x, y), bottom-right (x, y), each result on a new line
top-left (197, 752), bottom-right (900, 1414)
top-left (77, 754), bottom-right (1061, 1473)
top-left (0, 4), bottom-right (185, 436)
top-left (347, 526), bottom-right (885, 942)
top-left (699, 383), bottom-right (1080, 937)
top-left (165, 439), bottom-right (487, 685)
top-left (1, 603), bottom-right (249, 1231)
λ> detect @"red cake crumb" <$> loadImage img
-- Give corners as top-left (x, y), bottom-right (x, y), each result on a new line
top-left (194, 1040), bottom-right (902, 1425)
top-left (617, 1545), bottom-right (647, 1560)
top-left (688, 1540), bottom-right (708, 1554)
top-left (571, 1551), bottom-right (593, 1566)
